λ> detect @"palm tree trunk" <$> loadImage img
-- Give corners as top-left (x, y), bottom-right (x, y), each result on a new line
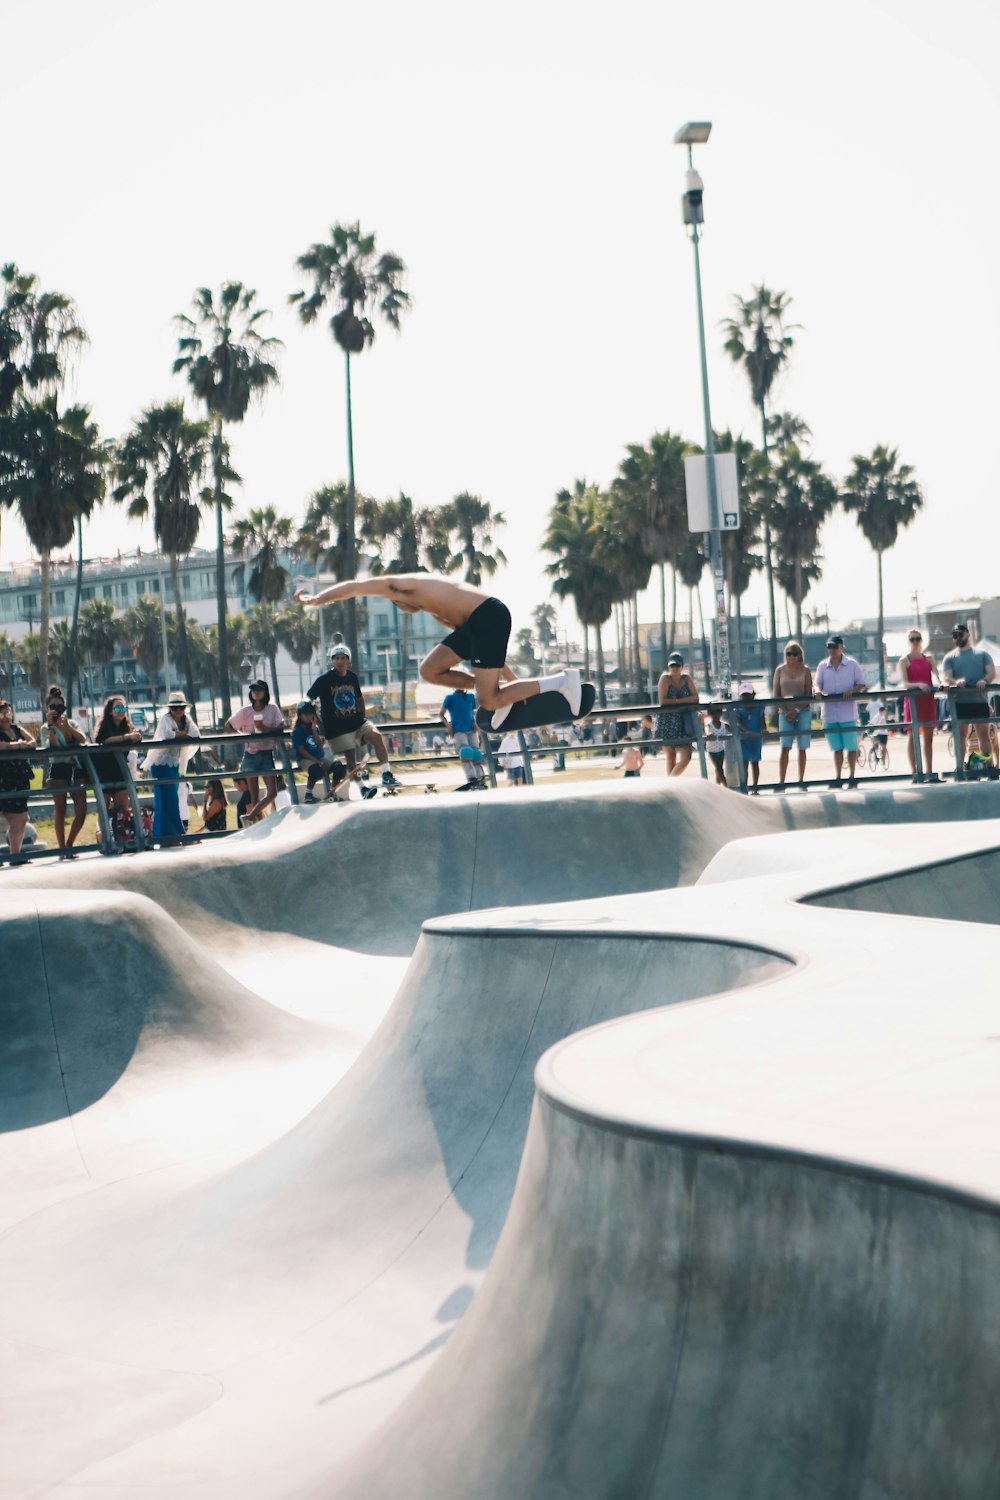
top-left (38, 548), bottom-right (51, 703)
top-left (66, 515), bottom-right (85, 715)
top-left (169, 554), bottom-right (198, 714)
top-left (343, 350), bottom-right (359, 666)
top-left (399, 612), bottom-right (410, 720)
top-left (668, 567), bottom-right (678, 655)
top-left (595, 624), bottom-right (606, 707)
top-left (614, 604), bottom-right (624, 692)
top-left (632, 594), bottom-right (643, 695)
top-left (213, 416), bottom-right (232, 725)
top-left (760, 404), bottom-right (779, 675)
top-left (658, 562), bottom-right (668, 677)
top-left (583, 624), bottom-right (590, 679)
top-left (876, 549), bottom-right (885, 688)
top-left (794, 558), bottom-right (803, 641)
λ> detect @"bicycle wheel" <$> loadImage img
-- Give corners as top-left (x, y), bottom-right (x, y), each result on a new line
top-left (856, 743), bottom-right (868, 769)
top-left (881, 743), bottom-right (890, 770)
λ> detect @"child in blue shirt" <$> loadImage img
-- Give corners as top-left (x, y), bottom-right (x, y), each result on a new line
top-left (735, 683), bottom-right (764, 792)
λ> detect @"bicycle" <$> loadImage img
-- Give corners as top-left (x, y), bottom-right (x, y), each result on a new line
top-left (857, 729), bottom-right (890, 771)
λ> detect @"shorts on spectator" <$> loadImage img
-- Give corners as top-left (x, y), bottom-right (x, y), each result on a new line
top-left (955, 700), bottom-right (990, 723)
top-left (240, 748), bottom-right (276, 774)
top-left (327, 722), bottom-right (378, 753)
top-left (826, 727), bottom-right (859, 752)
top-left (506, 766), bottom-right (526, 784)
top-left (46, 763), bottom-right (89, 788)
top-left (708, 751), bottom-right (726, 767)
top-left (777, 707), bottom-right (812, 749)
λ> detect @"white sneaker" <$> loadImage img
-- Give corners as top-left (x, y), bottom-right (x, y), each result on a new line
top-left (490, 701), bottom-right (512, 730)
top-left (561, 668), bottom-right (582, 716)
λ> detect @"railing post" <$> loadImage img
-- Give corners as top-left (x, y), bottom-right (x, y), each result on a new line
top-left (721, 702), bottom-right (746, 792)
top-left (692, 709), bottom-right (708, 780)
top-left (477, 728), bottom-right (498, 788)
top-left (85, 748), bottom-right (118, 856)
top-left (275, 731), bottom-right (299, 805)
top-left (907, 689), bottom-right (924, 781)
top-left (947, 690), bottom-right (965, 780)
top-left (517, 730), bottom-right (534, 786)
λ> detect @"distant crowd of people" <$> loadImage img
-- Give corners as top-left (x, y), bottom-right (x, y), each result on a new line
top-left (648, 622), bottom-right (997, 790)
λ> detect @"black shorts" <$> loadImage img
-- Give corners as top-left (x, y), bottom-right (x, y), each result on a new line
top-left (955, 701), bottom-right (990, 723)
top-left (441, 597), bottom-right (511, 670)
top-left (47, 763), bottom-right (89, 788)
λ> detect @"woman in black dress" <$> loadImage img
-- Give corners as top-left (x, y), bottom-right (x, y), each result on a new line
top-left (0, 700), bottom-right (36, 865)
top-left (654, 652), bottom-right (700, 776)
top-left (92, 695), bottom-right (144, 847)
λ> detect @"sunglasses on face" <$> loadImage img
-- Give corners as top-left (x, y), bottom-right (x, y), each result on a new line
top-left (112, 704), bottom-right (126, 714)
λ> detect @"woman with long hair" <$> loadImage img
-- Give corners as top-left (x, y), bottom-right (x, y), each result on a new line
top-left (145, 692), bottom-right (201, 847)
top-left (226, 680), bottom-right (285, 824)
top-left (0, 700), bottom-right (36, 865)
top-left (898, 627), bottom-right (939, 779)
top-left (200, 778), bottom-right (229, 832)
top-left (92, 694), bottom-right (143, 843)
top-left (38, 684), bottom-right (89, 857)
top-left (772, 641), bottom-right (814, 790)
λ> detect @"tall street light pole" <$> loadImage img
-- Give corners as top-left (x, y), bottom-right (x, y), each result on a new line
top-left (674, 121), bottom-right (731, 697)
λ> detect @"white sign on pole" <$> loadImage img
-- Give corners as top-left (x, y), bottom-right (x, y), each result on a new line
top-left (684, 453), bottom-right (740, 533)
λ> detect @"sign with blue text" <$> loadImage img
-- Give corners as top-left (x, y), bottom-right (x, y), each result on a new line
top-left (684, 453), bottom-right (740, 533)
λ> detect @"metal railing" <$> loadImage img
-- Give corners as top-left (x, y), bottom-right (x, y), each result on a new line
top-left (2, 687), bottom-right (996, 863)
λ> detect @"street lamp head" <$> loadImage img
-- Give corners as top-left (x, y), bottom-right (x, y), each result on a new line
top-left (673, 121), bottom-right (712, 146)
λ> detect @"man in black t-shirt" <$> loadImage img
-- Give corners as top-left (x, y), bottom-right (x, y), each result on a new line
top-left (307, 644), bottom-right (399, 785)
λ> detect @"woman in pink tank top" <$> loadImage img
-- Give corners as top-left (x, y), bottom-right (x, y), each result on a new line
top-left (898, 628), bottom-right (939, 778)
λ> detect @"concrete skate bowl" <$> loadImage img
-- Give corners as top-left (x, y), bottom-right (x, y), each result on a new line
top-left (807, 842), bottom-right (1000, 926)
top-left (0, 920), bottom-right (790, 1498)
top-left (3, 779), bottom-right (1000, 1497)
top-left (8, 777), bottom-right (998, 956)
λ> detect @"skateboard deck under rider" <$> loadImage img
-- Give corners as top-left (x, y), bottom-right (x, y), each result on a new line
top-left (475, 682), bottom-right (596, 734)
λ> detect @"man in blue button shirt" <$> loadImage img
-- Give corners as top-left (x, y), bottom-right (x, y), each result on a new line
top-left (442, 688), bottom-right (481, 784)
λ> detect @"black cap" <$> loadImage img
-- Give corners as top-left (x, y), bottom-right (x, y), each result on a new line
top-left (952, 621), bottom-right (969, 635)
top-left (667, 652), bottom-right (683, 666)
top-left (826, 634), bottom-right (844, 648)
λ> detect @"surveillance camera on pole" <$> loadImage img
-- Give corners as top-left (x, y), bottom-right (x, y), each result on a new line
top-left (682, 168), bottom-right (704, 225)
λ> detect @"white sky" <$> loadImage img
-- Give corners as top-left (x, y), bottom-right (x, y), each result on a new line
top-left (5, 0), bottom-right (998, 641)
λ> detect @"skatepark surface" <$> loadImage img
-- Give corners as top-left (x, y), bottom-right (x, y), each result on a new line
top-left (2, 778), bottom-right (999, 1498)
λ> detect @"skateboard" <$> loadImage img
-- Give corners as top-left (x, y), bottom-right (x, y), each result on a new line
top-left (475, 682), bottom-right (596, 734)
top-left (381, 783), bottom-right (438, 796)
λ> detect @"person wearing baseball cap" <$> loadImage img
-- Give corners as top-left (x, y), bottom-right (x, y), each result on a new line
top-left (941, 622), bottom-right (995, 764)
top-left (146, 691), bottom-right (202, 844)
top-left (815, 633), bottom-right (867, 788)
top-left (735, 682), bottom-right (764, 792)
top-left (306, 646), bottom-right (399, 787)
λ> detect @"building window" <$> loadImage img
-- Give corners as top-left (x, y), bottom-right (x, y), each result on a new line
top-left (183, 575), bottom-right (191, 591)
top-left (150, 578), bottom-right (159, 593)
top-left (54, 591), bottom-right (66, 607)
top-left (103, 585), bottom-right (113, 599)
top-left (136, 580), bottom-right (145, 595)
top-left (82, 586), bottom-right (94, 601)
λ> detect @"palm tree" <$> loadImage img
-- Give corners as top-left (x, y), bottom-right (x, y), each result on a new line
top-left (370, 492), bottom-right (441, 717)
top-left (0, 264), bottom-right (86, 560)
top-left (514, 627), bottom-right (539, 674)
top-left (532, 603), bottom-right (557, 657)
top-left (290, 224), bottom-right (410, 664)
top-left (544, 483), bottom-right (618, 706)
top-left (437, 492), bottom-right (507, 584)
top-left (120, 596), bottom-right (164, 703)
top-left (275, 603), bottom-right (320, 693)
top-left (15, 632), bottom-right (57, 692)
top-left (613, 430), bottom-right (691, 670)
top-left (174, 283), bottom-right (278, 721)
top-left (78, 597), bottom-right (120, 705)
top-left (675, 536), bottom-right (710, 690)
top-left (722, 286), bottom-right (799, 673)
top-left (245, 604), bottom-right (282, 700)
top-left (2, 397), bottom-right (107, 696)
top-left (842, 445), bottom-right (923, 686)
top-left (595, 493), bottom-right (651, 695)
top-left (113, 401), bottom-right (211, 712)
top-left (229, 505), bottom-right (294, 695)
top-left (769, 445), bottom-right (838, 639)
top-left (712, 430), bottom-right (770, 678)
top-left (296, 480), bottom-right (380, 647)
top-left (765, 411), bottom-right (812, 450)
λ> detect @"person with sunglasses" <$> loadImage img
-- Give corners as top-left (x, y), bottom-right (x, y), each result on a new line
top-left (815, 634), bottom-right (867, 788)
top-left (771, 641), bottom-right (813, 789)
top-left (92, 695), bottom-right (144, 844)
top-left (898, 629), bottom-right (939, 780)
top-left (941, 622), bottom-right (995, 765)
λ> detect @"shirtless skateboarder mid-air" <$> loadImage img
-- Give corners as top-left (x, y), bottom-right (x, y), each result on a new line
top-left (294, 575), bottom-right (581, 730)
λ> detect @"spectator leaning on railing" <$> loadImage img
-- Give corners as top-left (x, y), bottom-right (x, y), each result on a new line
top-left (0, 700), bottom-right (36, 866)
top-left (145, 691), bottom-right (201, 847)
top-left (815, 634), bottom-right (867, 789)
top-left (941, 621), bottom-right (995, 764)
